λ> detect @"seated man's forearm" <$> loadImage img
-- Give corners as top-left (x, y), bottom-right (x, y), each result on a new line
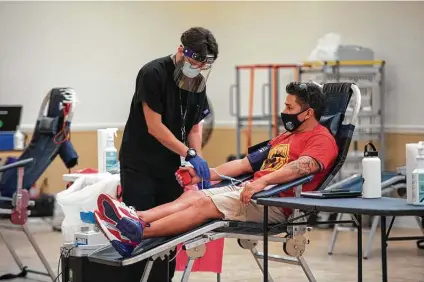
top-left (259, 156), bottom-right (321, 186)
top-left (209, 158), bottom-right (253, 181)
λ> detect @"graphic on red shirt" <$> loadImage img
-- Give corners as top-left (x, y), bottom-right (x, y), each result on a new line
top-left (260, 144), bottom-right (290, 172)
top-left (252, 124), bottom-right (338, 197)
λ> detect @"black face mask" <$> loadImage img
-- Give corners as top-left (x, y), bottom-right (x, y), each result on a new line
top-left (280, 108), bottom-right (309, 132)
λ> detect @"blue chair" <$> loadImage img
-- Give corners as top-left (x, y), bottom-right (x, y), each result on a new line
top-left (87, 82), bottom-right (361, 282)
top-left (0, 88), bottom-right (78, 281)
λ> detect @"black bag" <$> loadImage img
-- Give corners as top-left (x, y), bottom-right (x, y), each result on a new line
top-left (29, 193), bottom-right (55, 217)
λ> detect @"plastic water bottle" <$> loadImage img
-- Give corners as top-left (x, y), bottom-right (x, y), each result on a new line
top-left (412, 141), bottom-right (424, 205)
top-left (362, 143), bottom-right (382, 198)
top-left (14, 126), bottom-right (25, 150)
top-left (104, 128), bottom-right (118, 172)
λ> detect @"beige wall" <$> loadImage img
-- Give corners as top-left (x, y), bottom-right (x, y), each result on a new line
top-left (3, 2), bottom-right (424, 131)
top-left (33, 129), bottom-right (424, 194)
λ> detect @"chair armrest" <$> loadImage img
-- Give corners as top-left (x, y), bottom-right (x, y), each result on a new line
top-left (251, 175), bottom-right (314, 199)
top-left (381, 175), bottom-right (406, 189)
top-left (0, 158), bottom-right (34, 173)
top-left (0, 196), bottom-right (35, 207)
top-left (0, 196), bottom-right (13, 202)
top-left (396, 166), bottom-right (406, 175)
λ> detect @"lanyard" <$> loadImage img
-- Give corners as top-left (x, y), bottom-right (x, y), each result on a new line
top-left (173, 55), bottom-right (189, 145)
top-left (180, 91), bottom-right (188, 145)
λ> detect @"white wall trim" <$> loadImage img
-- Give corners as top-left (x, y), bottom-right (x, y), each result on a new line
top-left (214, 121), bottom-right (424, 134)
top-left (20, 122), bottom-right (424, 134)
top-left (20, 123), bottom-right (126, 133)
top-left (383, 125), bottom-right (424, 134)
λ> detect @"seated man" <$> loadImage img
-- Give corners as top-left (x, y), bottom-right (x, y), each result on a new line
top-left (94, 82), bottom-right (339, 257)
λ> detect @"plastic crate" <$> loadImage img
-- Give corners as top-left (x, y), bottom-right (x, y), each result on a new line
top-left (0, 132), bottom-right (14, 151)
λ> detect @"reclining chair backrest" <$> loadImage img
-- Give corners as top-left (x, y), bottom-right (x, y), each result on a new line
top-left (316, 83), bottom-right (356, 190)
top-left (220, 82), bottom-right (358, 189)
top-left (0, 88), bottom-right (78, 197)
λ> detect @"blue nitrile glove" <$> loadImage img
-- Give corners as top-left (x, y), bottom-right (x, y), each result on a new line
top-left (198, 180), bottom-right (211, 190)
top-left (188, 155), bottom-right (211, 188)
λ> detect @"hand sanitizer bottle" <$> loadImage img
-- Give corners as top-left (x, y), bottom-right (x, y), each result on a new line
top-left (104, 128), bottom-right (118, 173)
top-left (412, 141), bottom-right (424, 205)
top-left (14, 126), bottom-right (25, 150)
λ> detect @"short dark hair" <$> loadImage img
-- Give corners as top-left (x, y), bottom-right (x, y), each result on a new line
top-left (180, 27), bottom-right (219, 60)
top-left (286, 82), bottom-right (324, 120)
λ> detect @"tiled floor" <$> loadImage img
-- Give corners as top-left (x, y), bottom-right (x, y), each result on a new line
top-left (0, 218), bottom-right (423, 282)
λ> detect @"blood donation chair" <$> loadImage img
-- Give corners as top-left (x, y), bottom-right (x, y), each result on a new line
top-left (0, 88), bottom-right (78, 281)
top-left (87, 82), bottom-right (361, 282)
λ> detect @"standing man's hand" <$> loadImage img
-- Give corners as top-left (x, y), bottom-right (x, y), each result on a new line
top-left (187, 155), bottom-right (211, 189)
top-left (186, 122), bottom-right (210, 189)
top-left (197, 180), bottom-right (210, 190)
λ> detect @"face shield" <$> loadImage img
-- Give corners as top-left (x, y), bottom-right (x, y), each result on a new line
top-left (173, 47), bottom-right (215, 93)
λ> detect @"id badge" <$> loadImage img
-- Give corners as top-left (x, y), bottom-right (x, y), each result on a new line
top-left (180, 156), bottom-right (189, 166)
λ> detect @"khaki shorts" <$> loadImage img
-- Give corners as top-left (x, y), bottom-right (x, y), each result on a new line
top-left (202, 185), bottom-right (286, 223)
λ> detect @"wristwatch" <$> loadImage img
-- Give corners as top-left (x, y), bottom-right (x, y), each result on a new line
top-left (185, 148), bottom-right (197, 161)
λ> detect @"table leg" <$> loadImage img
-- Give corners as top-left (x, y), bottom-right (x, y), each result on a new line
top-left (357, 214), bottom-right (362, 282)
top-left (263, 205), bottom-right (269, 282)
top-left (381, 216), bottom-right (387, 282)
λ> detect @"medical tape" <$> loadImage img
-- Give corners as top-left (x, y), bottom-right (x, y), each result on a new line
top-left (211, 168), bottom-right (243, 186)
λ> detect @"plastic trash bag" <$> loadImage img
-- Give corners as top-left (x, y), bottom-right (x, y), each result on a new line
top-left (56, 173), bottom-right (120, 243)
top-left (308, 33), bottom-right (342, 61)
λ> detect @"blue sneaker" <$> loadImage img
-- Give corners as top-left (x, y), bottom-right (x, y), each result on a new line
top-left (97, 193), bottom-right (146, 244)
top-left (94, 210), bottom-right (137, 258)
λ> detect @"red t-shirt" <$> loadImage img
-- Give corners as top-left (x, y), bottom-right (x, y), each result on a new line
top-left (251, 124), bottom-right (338, 200)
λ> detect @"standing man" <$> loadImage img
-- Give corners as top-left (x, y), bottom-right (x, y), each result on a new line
top-left (119, 27), bottom-right (219, 282)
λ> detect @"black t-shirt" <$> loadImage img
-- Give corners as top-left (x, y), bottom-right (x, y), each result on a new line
top-left (120, 55), bottom-right (210, 176)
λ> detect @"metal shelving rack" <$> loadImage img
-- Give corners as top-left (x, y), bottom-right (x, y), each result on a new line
top-left (298, 60), bottom-right (386, 182)
top-left (229, 64), bottom-right (302, 158)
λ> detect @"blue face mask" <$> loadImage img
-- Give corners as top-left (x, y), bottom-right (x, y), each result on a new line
top-left (182, 61), bottom-right (201, 78)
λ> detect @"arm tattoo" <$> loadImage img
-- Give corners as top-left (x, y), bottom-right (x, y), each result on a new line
top-left (287, 156), bottom-right (320, 176)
